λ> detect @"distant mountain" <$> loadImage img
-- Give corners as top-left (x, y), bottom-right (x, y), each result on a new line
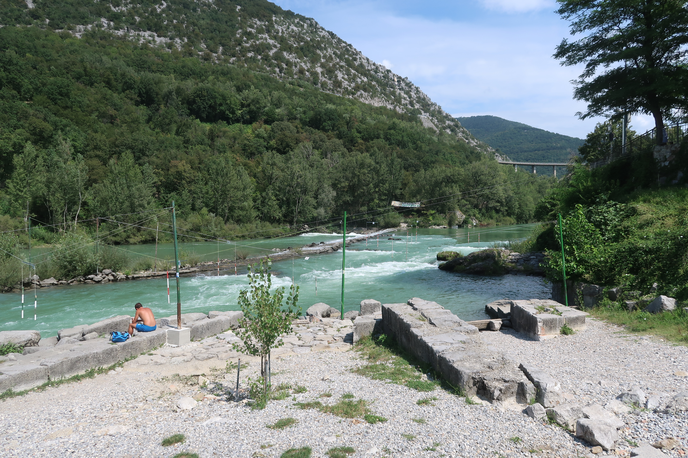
top-left (455, 115), bottom-right (582, 174)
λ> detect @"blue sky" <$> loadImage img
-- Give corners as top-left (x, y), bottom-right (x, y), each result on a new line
top-left (270, 0), bottom-right (654, 139)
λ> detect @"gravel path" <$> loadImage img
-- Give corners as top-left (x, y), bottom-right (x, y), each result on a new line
top-left (0, 318), bottom-right (686, 458)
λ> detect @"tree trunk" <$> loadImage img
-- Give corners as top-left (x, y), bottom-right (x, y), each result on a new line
top-left (652, 109), bottom-right (665, 146)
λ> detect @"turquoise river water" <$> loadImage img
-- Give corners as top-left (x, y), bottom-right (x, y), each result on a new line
top-left (0, 224), bottom-right (550, 337)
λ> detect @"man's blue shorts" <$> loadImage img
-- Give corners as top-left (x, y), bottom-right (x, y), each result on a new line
top-left (136, 323), bottom-right (157, 332)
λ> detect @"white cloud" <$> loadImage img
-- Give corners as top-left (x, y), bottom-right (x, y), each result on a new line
top-left (480, 0), bottom-right (555, 13)
top-left (380, 59), bottom-right (393, 69)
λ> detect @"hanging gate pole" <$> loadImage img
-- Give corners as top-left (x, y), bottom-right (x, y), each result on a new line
top-left (172, 201), bottom-right (182, 329)
top-left (341, 211), bottom-right (346, 318)
top-left (558, 213), bottom-right (569, 307)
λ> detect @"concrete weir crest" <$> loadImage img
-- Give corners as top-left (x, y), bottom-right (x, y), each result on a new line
top-left (382, 298), bottom-right (535, 404)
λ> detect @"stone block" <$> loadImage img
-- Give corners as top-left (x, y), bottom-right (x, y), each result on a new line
top-left (163, 313), bottom-right (209, 327)
top-left (343, 311), bottom-right (359, 321)
top-left (546, 403), bottom-right (584, 431)
top-left (485, 300), bottom-right (512, 319)
top-left (487, 320), bottom-right (502, 331)
top-left (22, 347), bottom-right (41, 355)
top-left (525, 403), bottom-right (547, 420)
top-left (360, 299), bottom-right (381, 316)
top-left (167, 327), bottom-right (190, 347)
top-left (82, 332), bottom-right (99, 341)
top-left (353, 316), bottom-right (382, 343)
top-left (0, 330), bottom-right (41, 347)
top-left (83, 315), bottom-right (131, 337)
top-left (383, 299), bottom-right (529, 403)
top-left (189, 316), bottom-right (233, 341)
top-left (207, 311), bottom-right (243, 328)
top-left (58, 325), bottom-right (87, 341)
top-left (665, 391), bottom-right (688, 413)
top-left (0, 364), bottom-right (50, 393)
top-left (645, 295), bottom-right (676, 314)
top-left (511, 300), bottom-right (587, 340)
top-left (520, 364), bottom-right (563, 408)
top-left (582, 284), bottom-right (604, 308)
top-left (631, 443), bottom-right (668, 457)
top-left (582, 404), bottom-right (624, 429)
top-left (576, 418), bottom-right (619, 451)
top-left (327, 307), bottom-right (341, 319)
top-left (618, 387), bottom-right (646, 406)
top-left (38, 336), bottom-right (58, 347)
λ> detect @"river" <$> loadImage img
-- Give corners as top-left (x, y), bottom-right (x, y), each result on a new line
top-left (0, 224), bottom-right (550, 337)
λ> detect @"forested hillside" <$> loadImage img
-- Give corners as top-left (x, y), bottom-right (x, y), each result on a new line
top-left (0, 0), bottom-right (482, 145)
top-left (0, 1), bottom-right (556, 253)
top-left (456, 115), bottom-right (582, 175)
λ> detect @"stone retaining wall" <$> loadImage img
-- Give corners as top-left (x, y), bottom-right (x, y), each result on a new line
top-left (0, 311), bottom-right (242, 393)
top-left (381, 298), bottom-right (535, 403)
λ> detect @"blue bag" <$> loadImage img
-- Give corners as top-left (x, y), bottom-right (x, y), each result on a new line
top-left (111, 331), bottom-right (130, 343)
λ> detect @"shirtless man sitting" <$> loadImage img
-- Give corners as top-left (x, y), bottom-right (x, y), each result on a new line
top-left (128, 302), bottom-right (156, 335)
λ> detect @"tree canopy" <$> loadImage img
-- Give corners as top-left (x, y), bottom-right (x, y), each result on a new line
top-left (554, 0), bottom-right (688, 144)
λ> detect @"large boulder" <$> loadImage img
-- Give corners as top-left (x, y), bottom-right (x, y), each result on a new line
top-left (664, 392), bottom-right (688, 413)
top-left (0, 330), bottom-right (41, 347)
top-left (582, 404), bottom-right (624, 429)
top-left (645, 295), bottom-right (676, 314)
top-left (438, 248), bottom-right (509, 275)
top-left (306, 303), bottom-right (332, 318)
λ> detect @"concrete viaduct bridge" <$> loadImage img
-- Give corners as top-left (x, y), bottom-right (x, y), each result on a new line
top-left (498, 161), bottom-right (569, 177)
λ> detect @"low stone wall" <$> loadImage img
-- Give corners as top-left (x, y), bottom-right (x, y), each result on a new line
top-left (381, 298), bottom-right (535, 403)
top-left (0, 311), bottom-right (243, 393)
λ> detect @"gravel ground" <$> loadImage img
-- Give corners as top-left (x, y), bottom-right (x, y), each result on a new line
top-left (0, 317), bottom-right (686, 458)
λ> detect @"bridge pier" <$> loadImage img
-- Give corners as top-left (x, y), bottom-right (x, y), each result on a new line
top-left (532, 165), bottom-right (536, 174)
top-left (514, 164), bottom-right (518, 172)
top-left (553, 166), bottom-right (556, 178)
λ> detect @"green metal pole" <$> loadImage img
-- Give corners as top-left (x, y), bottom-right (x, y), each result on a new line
top-left (558, 213), bottom-right (569, 307)
top-left (341, 211), bottom-right (346, 318)
top-left (172, 201), bottom-right (182, 328)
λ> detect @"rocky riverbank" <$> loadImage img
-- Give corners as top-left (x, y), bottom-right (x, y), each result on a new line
top-left (4, 229), bottom-right (396, 293)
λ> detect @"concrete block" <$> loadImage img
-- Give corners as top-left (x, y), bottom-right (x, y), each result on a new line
top-left (0, 364), bottom-right (50, 392)
top-left (0, 330), bottom-right (41, 347)
top-left (58, 325), bottom-right (87, 341)
top-left (485, 300), bottom-right (512, 319)
top-left (353, 316), bottom-right (382, 343)
top-left (189, 316), bottom-right (233, 341)
top-left (83, 315), bottom-right (131, 337)
top-left (207, 311), bottom-right (243, 328)
top-left (167, 328), bottom-right (191, 346)
top-left (511, 300), bottom-right (587, 340)
top-left (360, 299), bottom-right (381, 316)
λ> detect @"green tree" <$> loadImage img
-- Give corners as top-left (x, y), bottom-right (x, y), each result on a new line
top-left (233, 261), bottom-right (299, 405)
top-left (554, 0), bottom-right (688, 144)
top-left (578, 120), bottom-right (637, 163)
top-left (5, 142), bottom-right (46, 220)
top-left (88, 151), bottom-right (156, 218)
top-left (44, 138), bottom-right (88, 231)
top-left (200, 155), bottom-right (255, 223)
